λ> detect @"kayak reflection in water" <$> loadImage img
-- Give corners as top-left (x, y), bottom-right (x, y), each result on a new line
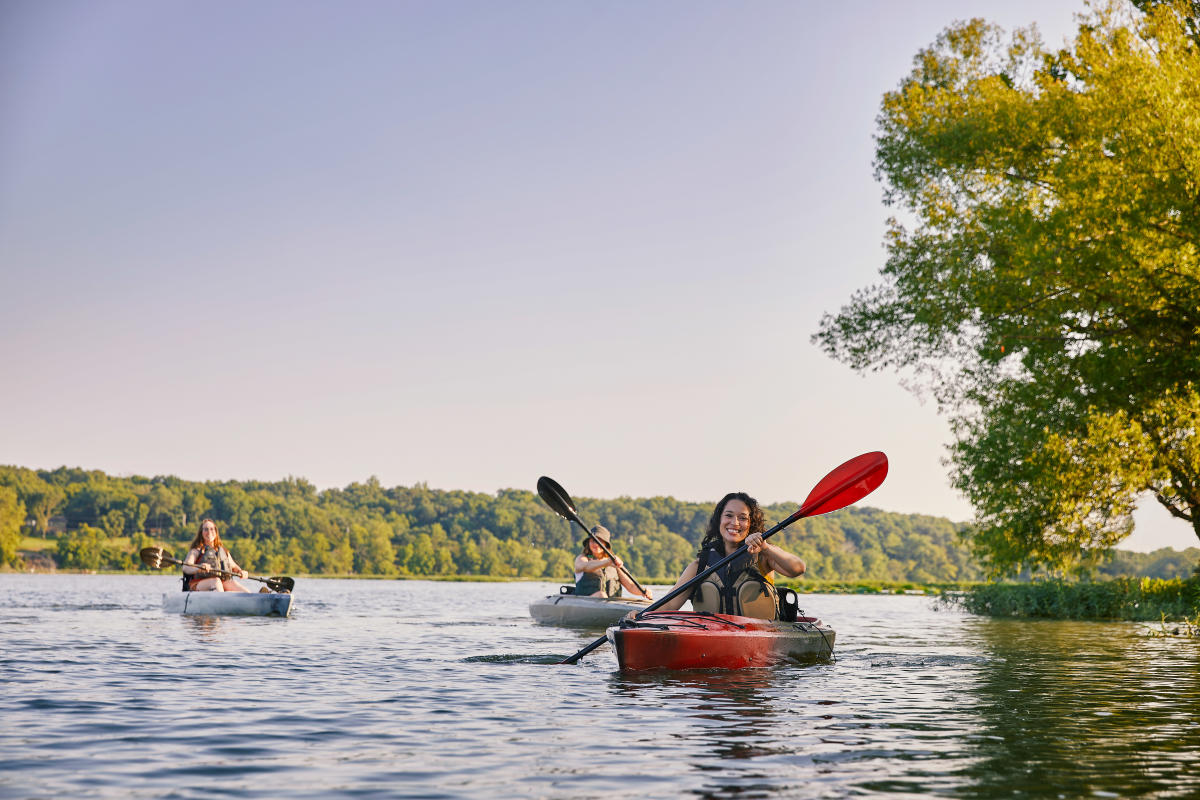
top-left (182, 519), bottom-right (250, 592)
top-left (656, 492), bottom-right (806, 619)
top-left (573, 525), bottom-right (652, 600)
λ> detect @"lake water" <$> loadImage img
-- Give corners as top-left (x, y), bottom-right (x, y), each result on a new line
top-left (1, 574), bottom-right (1198, 799)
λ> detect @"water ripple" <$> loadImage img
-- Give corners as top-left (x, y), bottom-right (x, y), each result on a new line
top-left (2, 576), bottom-right (1199, 799)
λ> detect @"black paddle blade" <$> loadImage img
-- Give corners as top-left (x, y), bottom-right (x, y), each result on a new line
top-left (537, 476), bottom-right (581, 524)
top-left (266, 577), bottom-right (295, 593)
top-left (139, 547), bottom-right (168, 569)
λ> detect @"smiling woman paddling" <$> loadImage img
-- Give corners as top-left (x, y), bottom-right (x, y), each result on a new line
top-left (655, 493), bottom-right (805, 619)
top-left (182, 519), bottom-right (251, 592)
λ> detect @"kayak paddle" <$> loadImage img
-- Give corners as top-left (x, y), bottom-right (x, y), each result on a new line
top-left (537, 476), bottom-right (652, 600)
top-left (139, 546), bottom-right (295, 593)
top-left (558, 451), bottom-right (888, 665)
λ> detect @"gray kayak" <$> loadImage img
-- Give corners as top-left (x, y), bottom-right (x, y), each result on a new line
top-left (162, 591), bottom-right (294, 617)
top-left (529, 591), bottom-right (653, 628)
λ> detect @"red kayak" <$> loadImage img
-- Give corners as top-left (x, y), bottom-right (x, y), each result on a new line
top-left (606, 611), bottom-right (836, 671)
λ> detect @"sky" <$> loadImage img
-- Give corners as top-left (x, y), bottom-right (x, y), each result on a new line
top-left (1, 0), bottom-right (1193, 553)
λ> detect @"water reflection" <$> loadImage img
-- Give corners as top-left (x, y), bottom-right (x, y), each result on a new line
top-left (6, 577), bottom-right (1200, 800)
top-left (179, 614), bottom-right (229, 640)
top-left (610, 669), bottom-right (800, 797)
top-left (960, 618), bottom-right (1200, 798)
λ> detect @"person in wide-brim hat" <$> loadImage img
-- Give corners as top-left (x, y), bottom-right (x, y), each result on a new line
top-left (573, 524), bottom-right (652, 600)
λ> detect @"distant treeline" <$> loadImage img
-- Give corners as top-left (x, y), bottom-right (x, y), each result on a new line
top-left (1, 465), bottom-right (1195, 582)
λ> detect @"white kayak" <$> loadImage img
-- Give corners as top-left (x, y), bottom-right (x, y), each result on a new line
top-left (163, 591), bottom-right (294, 617)
top-left (529, 588), bottom-right (653, 628)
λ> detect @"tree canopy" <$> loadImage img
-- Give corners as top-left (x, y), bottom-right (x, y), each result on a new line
top-left (0, 463), bottom-right (985, 583)
top-left (0, 486), bottom-right (24, 567)
top-left (6, 463), bottom-right (1193, 580)
top-left (815, 0), bottom-right (1200, 575)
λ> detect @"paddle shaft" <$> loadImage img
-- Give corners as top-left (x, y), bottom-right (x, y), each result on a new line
top-left (148, 550), bottom-right (290, 592)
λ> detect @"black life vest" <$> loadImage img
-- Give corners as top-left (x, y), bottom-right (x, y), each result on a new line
top-left (575, 564), bottom-right (620, 597)
top-left (690, 545), bottom-right (779, 620)
top-left (183, 545), bottom-right (234, 590)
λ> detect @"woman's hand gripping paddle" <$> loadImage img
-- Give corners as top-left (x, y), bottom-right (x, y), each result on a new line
top-left (537, 476), bottom-right (651, 600)
top-left (139, 547), bottom-right (296, 593)
top-left (555, 451), bottom-right (888, 665)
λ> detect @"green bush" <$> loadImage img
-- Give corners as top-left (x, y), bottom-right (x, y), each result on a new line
top-left (948, 577), bottom-right (1200, 621)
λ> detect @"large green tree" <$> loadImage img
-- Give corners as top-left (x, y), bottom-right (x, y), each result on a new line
top-left (0, 468), bottom-right (64, 536)
top-left (815, 0), bottom-right (1200, 575)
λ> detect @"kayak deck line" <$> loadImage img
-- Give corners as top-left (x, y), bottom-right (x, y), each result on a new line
top-left (617, 611), bottom-right (750, 632)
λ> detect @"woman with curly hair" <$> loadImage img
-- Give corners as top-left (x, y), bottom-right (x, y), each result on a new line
top-left (656, 492), bottom-right (805, 619)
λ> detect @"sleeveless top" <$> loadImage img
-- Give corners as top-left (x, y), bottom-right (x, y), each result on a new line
top-left (690, 545), bottom-right (779, 620)
top-left (575, 564), bottom-right (621, 597)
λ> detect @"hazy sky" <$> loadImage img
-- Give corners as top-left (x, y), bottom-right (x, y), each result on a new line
top-left (2, 0), bottom-right (1192, 552)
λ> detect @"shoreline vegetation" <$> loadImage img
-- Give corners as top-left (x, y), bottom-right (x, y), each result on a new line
top-left (943, 577), bottom-right (1200, 638)
top-left (3, 465), bottom-right (1198, 629)
top-left (8, 559), bottom-right (1199, 633)
top-left (943, 576), bottom-right (1200, 621)
top-left (2, 560), bottom-right (971, 594)
top-left (12, 532), bottom-right (1200, 589)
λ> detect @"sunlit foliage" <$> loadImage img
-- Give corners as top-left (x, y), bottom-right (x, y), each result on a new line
top-left (0, 486), bottom-right (25, 567)
top-left (0, 464), bottom-right (986, 582)
top-left (815, 1), bottom-right (1200, 575)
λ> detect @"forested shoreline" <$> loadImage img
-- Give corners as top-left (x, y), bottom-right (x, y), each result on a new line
top-left (1, 465), bottom-right (1196, 582)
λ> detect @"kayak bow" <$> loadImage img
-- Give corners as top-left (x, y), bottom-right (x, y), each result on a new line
top-left (162, 591), bottom-right (294, 617)
top-left (606, 611), bottom-right (835, 671)
top-left (529, 590), bottom-right (652, 628)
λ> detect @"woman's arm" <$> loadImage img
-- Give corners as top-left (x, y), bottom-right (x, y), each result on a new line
top-left (760, 544), bottom-right (806, 578)
top-left (182, 548), bottom-right (202, 576)
top-left (655, 559), bottom-right (698, 611)
top-left (573, 555), bottom-right (612, 572)
top-left (744, 533), bottom-right (805, 578)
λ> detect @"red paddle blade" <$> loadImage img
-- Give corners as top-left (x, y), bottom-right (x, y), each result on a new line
top-left (791, 451), bottom-right (888, 521)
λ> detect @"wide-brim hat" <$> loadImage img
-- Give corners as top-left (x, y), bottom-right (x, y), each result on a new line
top-left (589, 525), bottom-right (611, 544)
